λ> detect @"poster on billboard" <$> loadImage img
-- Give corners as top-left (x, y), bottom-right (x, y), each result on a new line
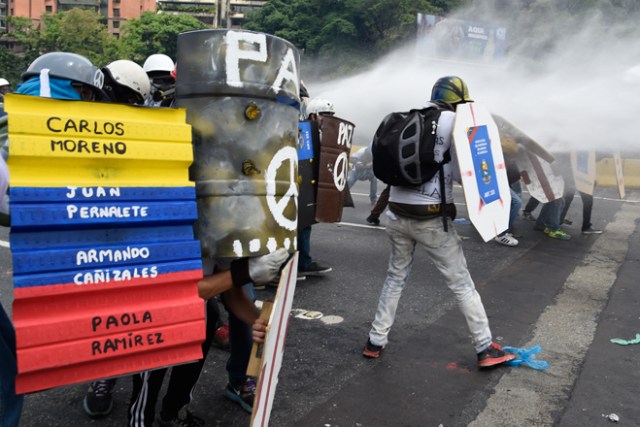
top-left (416, 13), bottom-right (507, 63)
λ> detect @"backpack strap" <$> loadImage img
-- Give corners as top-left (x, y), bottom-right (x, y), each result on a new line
top-left (439, 165), bottom-right (447, 232)
top-left (439, 148), bottom-right (452, 232)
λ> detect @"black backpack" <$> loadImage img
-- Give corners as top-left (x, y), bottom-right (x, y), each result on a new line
top-left (372, 105), bottom-right (450, 186)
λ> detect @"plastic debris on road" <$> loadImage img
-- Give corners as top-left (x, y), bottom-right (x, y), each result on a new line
top-left (503, 345), bottom-right (549, 370)
top-left (610, 333), bottom-right (640, 345)
top-left (602, 413), bottom-right (620, 422)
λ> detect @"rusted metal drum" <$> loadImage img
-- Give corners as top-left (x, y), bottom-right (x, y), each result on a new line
top-left (176, 29), bottom-right (301, 258)
top-left (315, 115), bottom-right (355, 222)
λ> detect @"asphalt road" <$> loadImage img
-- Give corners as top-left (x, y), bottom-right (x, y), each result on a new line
top-left (2, 181), bottom-right (639, 427)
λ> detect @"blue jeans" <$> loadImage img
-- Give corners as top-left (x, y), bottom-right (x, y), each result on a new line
top-left (0, 306), bottom-right (23, 427)
top-left (369, 214), bottom-right (492, 353)
top-left (297, 225), bottom-right (312, 271)
top-left (536, 198), bottom-right (564, 231)
top-left (347, 166), bottom-right (377, 204)
top-left (508, 188), bottom-right (522, 231)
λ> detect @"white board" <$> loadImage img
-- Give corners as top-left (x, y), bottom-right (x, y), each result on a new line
top-left (516, 150), bottom-right (564, 203)
top-left (570, 150), bottom-right (596, 196)
top-left (613, 151), bottom-right (626, 199)
top-left (453, 103), bottom-right (510, 242)
top-left (250, 252), bottom-right (298, 427)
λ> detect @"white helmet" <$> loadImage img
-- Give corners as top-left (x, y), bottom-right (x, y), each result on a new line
top-left (143, 54), bottom-right (175, 75)
top-left (0, 78), bottom-right (9, 87)
top-left (103, 60), bottom-right (151, 104)
top-left (306, 98), bottom-right (335, 118)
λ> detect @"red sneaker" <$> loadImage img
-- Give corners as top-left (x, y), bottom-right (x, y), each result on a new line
top-left (362, 339), bottom-right (384, 359)
top-left (477, 342), bottom-right (515, 368)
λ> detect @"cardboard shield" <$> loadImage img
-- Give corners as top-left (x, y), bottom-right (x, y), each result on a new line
top-left (297, 121), bottom-right (320, 229)
top-left (492, 114), bottom-right (555, 163)
top-left (176, 29), bottom-right (301, 258)
top-left (571, 150), bottom-right (596, 196)
top-left (246, 253), bottom-right (299, 427)
top-left (453, 103), bottom-right (510, 242)
top-left (315, 115), bottom-right (355, 223)
top-left (613, 151), bottom-right (626, 199)
top-left (517, 150), bottom-right (564, 203)
top-left (5, 95), bottom-right (204, 394)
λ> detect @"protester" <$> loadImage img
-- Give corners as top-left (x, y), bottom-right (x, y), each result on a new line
top-left (557, 152), bottom-right (602, 235)
top-left (80, 59), bottom-right (152, 419)
top-left (128, 250), bottom-right (288, 427)
top-left (347, 143), bottom-right (378, 206)
top-left (142, 53), bottom-right (175, 107)
top-left (0, 79), bottom-right (10, 101)
top-left (0, 155), bottom-right (21, 427)
top-left (493, 153), bottom-right (521, 246)
top-left (363, 76), bottom-right (516, 369)
top-left (296, 97), bottom-right (335, 277)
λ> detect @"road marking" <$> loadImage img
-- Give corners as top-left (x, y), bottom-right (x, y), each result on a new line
top-left (0, 240), bottom-right (9, 248)
top-left (470, 202), bottom-right (639, 426)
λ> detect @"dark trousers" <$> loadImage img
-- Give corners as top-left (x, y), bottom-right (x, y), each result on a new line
top-left (561, 191), bottom-right (594, 231)
top-left (128, 300), bottom-right (217, 426)
top-left (0, 306), bottom-right (23, 427)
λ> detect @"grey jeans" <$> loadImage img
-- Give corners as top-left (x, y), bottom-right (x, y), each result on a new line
top-left (369, 213), bottom-right (492, 353)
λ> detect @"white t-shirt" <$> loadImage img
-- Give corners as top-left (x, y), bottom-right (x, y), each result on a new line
top-left (389, 110), bottom-right (459, 205)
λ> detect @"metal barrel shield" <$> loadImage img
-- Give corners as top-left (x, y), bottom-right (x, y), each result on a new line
top-left (315, 115), bottom-right (355, 223)
top-left (176, 29), bottom-right (301, 258)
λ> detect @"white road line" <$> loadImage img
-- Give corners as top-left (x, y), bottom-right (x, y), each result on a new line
top-left (0, 240), bottom-right (9, 248)
top-left (470, 201), bottom-right (639, 426)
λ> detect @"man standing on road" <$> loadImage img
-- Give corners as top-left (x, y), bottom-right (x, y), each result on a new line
top-left (363, 76), bottom-right (516, 369)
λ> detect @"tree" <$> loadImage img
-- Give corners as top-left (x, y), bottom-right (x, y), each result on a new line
top-left (38, 8), bottom-right (119, 66)
top-left (118, 11), bottom-right (208, 64)
top-left (244, 0), bottom-right (468, 79)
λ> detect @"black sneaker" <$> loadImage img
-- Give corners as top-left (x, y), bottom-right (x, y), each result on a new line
top-left (477, 342), bottom-right (516, 368)
top-left (299, 261), bottom-right (332, 276)
top-left (224, 378), bottom-right (256, 413)
top-left (362, 339), bottom-right (384, 358)
top-left (156, 407), bottom-right (205, 427)
top-left (366, 214), bottom-right (380, 226)
top-left (522, 211), bottom-right (536, 221)
top-left (83, 379), bottom-right (116, 418)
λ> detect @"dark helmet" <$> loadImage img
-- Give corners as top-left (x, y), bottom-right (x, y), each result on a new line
top-left (22, 52), bottom-right (104, 93)
top-left (430, 75), bottom-right (472, 105)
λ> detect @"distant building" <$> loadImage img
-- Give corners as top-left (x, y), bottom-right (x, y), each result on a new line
top-left (157, 0), bottom-right (266, 28)
top-left (0, 0), bottom-right (7, 32)
top-left (7, 0), bottom-right (156, 36)
top-left (6, 0), bottom-right (266, 36)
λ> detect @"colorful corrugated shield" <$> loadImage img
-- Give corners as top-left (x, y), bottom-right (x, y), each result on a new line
top-left (4, 94), bottom-right (205, 394)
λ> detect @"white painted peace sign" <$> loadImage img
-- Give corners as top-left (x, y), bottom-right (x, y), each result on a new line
top-left (265, 146), bottom-right (298, 231)
top-left (333, 152), bottom-right (349, 192)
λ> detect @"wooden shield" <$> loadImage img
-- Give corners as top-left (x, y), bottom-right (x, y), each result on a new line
top-left (517, 150), bottom-right (564, 203)
top-left (570, 150), bottom-right (596, 196)
top-left (315, 115), bottom-right (355, 223)
top-left (453, 103), bottom-right (510, 242)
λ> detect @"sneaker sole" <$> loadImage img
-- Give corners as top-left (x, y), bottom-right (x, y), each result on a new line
top-left (223, 389), bottom-right (253, 414)
top-left (300, 269), bottom-right (332, 276)
top-left (478, 353), bottom-right (516, 368)
top-left (362, 345), bottom-right (383, 359)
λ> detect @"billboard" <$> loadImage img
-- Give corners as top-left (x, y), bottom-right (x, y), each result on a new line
top-left (416, 13), bottom-right (507, 63)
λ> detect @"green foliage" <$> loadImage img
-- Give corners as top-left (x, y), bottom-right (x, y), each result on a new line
top-left (119, 11), bottom-right (208, 64)
top-left (0, 46), bottom-right (29, 88)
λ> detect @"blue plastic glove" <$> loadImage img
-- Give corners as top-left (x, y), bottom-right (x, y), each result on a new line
top-left (503, 345), bottom-right (549, 370)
